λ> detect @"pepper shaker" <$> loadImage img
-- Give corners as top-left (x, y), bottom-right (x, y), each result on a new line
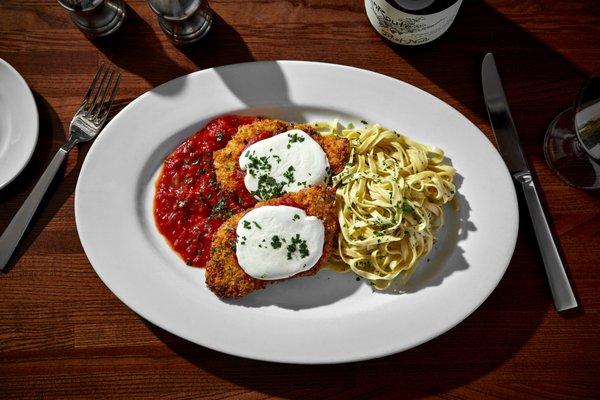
top-left (57, 0), bottom-right (126, 38)
top-left (147, 0), bottom-right (213, 45)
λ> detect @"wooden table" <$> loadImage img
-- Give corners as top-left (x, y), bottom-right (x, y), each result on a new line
top-left (1, 0), bottom-right (599, 398)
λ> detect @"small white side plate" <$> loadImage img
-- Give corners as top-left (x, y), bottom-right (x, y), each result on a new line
top-left (0, 58), bottom-right (39, 189)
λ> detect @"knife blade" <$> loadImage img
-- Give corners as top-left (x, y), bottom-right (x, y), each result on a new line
top-left (481, 52), bottom-right (578, 312)
top-left (482, 53), bottom-right (529, 175)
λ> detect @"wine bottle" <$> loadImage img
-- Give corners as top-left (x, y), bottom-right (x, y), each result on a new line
top-left (365, 0), bottom-right (463, 46)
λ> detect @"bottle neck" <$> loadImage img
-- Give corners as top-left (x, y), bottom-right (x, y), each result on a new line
top-left (392, 0), bottom-right (435, 12)
top-left (383, 0), bottom-right (459, 15)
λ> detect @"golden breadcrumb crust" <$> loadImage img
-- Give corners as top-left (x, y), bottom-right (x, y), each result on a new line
top-left (205, 186), bottom-right (337, 298)
top-left (213, 118), bottom-right (349, 193)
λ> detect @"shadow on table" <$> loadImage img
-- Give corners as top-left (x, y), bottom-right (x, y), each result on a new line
top-left (0, 92), bottom-right (87, 272)
top-left (143, 240), bottom-right (549, 398)
top-left (393, 0), bottom-right (591, 302)
top-left (392, 0), bottom-right (590, 147)
top-left (91, 4), bottom-right (254, 91)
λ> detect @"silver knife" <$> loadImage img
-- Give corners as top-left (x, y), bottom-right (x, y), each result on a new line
top-left (482, 52), bottom-right (578, 312)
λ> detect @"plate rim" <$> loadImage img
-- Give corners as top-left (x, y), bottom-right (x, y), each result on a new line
top-left (75, 60), bottom-right (519, 364)
top-left (0, 58), bottom-right (39, 190)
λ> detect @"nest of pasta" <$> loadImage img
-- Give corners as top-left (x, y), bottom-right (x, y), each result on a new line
top-left (313, 121), bottom-right (456, 290)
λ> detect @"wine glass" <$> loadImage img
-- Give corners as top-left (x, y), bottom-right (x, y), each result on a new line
top-left (544, 73), bottom-right (600, 190)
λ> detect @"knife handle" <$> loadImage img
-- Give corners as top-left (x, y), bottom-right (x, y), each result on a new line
top-left (515, 172), bottom-right (578, 312)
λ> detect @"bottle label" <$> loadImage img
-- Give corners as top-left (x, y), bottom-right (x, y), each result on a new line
top-left (365, 0), bottom-right (463, 45)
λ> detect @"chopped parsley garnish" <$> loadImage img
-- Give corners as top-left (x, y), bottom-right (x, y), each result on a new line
top-left (283, 165), bottom-right (295, 184)
top-left (298, 240), bottom-right (309, 258)
top-left (245, 152), bottom-right (272, 178)
top-left (374, 219), bottom-right (394, 230)
top-left (216, 131), bottom-right (225, 142)
top-left (272, 155), bottom-right (281, 163)
top-left (286, 234), bottom-right (309, 260)
top-left (400, 203), bottom-right (414, 212)
top-left (252, 221), bottom-right (262, 229)
top-left (243, 220), bottom-right (252, 229)
top-left (286, 132), bottom-right (305, 149)
top-left (360, 120), bottom-right (368, 124)
top-left (209, 197), bottom-right (228, 218)
top-left (293, 214), bottom-right (300, 221)
top-left (270, 235), bottom-right (282, 249)
top-left (323, 166), bottom-right (332, 184)
top-left (251, 175), bottom-right (285, 200)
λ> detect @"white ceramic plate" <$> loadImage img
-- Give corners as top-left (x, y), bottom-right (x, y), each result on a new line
top-left (0, 59), bottom-right (38, 189)
top-left (75, 61), bottom-right (518, 364)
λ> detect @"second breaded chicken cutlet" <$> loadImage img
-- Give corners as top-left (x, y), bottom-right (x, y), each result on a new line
top-left (213, 119), bottom-right (349, 194)
top-left (205, 186), bottom-right (337, 298)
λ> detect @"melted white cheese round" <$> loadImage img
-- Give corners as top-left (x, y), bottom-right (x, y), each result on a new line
top-left (239, 129), bottom-right (330, 200)
top-left (235, 205), bottom-right (325, 280)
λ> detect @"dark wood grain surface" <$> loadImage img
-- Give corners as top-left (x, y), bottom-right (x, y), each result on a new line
top-left (1, 0), bottom-right (599, 398)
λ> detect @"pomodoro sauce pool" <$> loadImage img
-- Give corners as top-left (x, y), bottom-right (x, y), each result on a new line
top-left (154, 116), bottom-right (257, 267)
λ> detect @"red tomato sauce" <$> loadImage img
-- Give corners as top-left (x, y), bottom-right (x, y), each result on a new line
top-left (154, 116), bottom-right (257, 267)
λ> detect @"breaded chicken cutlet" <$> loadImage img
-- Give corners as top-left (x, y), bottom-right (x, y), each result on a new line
top-left (205, 186), bottom-right (337, 298)
top-left (213, 119), bottom-right (349, 194)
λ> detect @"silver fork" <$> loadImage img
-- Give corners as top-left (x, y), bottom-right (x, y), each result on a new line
top-left (0, 64), bottom-right (121, 270)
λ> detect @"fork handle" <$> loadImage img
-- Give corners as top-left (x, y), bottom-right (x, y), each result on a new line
top-left (0, 147), bottom-right (69, 270)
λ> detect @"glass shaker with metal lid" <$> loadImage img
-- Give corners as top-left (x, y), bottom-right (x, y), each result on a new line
top-left (147, 0), bottom-right (213, 45)
top-left (57, 0), bottom-right (126, 38)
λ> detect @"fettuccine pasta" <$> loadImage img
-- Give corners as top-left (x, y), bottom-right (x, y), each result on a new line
top-left (313, 121), bottom-right (456, 290)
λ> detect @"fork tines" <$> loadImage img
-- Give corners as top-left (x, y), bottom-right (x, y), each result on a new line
top-left (79, 63), bottom-right (121, 126)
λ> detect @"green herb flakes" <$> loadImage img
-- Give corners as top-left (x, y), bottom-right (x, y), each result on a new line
top-left (271, 235), bottom-right (282, 249)
top-left (400, 203), bottom-right (414, 212)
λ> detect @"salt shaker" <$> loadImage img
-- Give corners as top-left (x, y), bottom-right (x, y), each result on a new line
top-left (57, 0), bottom-right (126, 38)
top-left (147, 0), bottom-right (213, 45)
